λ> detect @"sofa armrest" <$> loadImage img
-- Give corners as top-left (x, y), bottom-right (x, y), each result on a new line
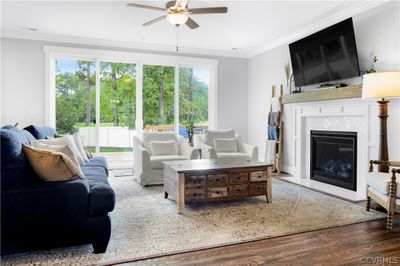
top-left (240, 142), bottom-right (259, 161)
top-left (178, 137), bottom-right (199, 159)
top-left (2, 179), bottom-right (90, 227)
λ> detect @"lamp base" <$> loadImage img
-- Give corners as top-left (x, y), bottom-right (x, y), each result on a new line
top-left (377, 98), bottom-right (389, 173)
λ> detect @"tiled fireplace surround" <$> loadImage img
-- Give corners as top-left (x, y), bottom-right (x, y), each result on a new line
top-left (281, 98), bottom-right (379, 201)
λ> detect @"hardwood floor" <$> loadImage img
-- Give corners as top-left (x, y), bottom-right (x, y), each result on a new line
top-left (117, 216), bottom-right (400, 266)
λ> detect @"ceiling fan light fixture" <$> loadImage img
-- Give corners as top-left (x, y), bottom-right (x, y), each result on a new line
top-left (166, 13), bottom-right (188, 26)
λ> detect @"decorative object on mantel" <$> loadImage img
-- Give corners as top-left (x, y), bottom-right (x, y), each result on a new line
top-left (364, 56), bottom-right (378, 74)
top-left (362, 71), bottom-right (400, 172)
top-left (284, 61), bottom-right (292, 94)
top-left (282, 84), bottom-right (362, 104)
top-left (266, 85), bottom-right (283, 173)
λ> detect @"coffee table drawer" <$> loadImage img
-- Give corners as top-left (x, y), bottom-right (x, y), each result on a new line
top-left (185, 189), bottom-right (207, 200)
top-left (208, 187), bottom-right (228, 198)
top-left (249, 182), bottom-right (268, 195)
top-left (207, 174), bottom-right (228, 187)
top-left (250, 171), bottom-right (268, 182)
top-left (229, 172), bottom-right (249, 184)
top-left (185, 175), bottom-right (206, 188)
top-left (230, 184), bottom-right (248, 196)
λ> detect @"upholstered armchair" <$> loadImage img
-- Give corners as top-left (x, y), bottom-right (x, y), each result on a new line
top-left (193, 129), bottom-right (258, 161)
top-left (366, 160), bottom-right (400, 230)
top-left (133, 132), bottom-right (198, 186)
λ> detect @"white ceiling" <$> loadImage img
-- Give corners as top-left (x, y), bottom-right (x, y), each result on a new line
top-left (1, 1), bottom-right (387, 58)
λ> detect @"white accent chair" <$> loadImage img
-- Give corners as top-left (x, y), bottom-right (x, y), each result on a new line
top-left (193, 129), bottom-right (258, 161)
top-left (366, 160), bottom-right (400, 230)
top-left (133, 132), bottom-right (198, 186)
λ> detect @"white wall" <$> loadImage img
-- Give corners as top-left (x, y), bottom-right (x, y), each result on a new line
top-left (1, 39), bottom-right (249, 140)
top-left (248, 1), bottom-right (400, 169)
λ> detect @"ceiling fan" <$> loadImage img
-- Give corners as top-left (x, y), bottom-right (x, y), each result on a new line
top-left (126, 1), bottom-right (228, 29)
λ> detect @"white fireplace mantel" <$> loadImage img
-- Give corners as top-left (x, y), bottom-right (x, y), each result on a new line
top-left (282, 97), bottom-right (379, 201)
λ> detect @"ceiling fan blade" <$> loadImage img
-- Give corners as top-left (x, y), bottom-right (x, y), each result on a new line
top-left (143, 15), bottom-right (167, 26)
top-left (189, 7), bottom-right (228, 14)
top-left (126, 3), bottom-right (165, 11)
top-left (186, 17), bottom-right (199, 29)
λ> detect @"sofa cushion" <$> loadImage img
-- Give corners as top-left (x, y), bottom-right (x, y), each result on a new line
top-left (213, 138), bottom-right (238, 153)
top-left (22, 145), bottom-right (85, 182)
top-left (82, 166), bottom-right (115, 215)
top-left (24, 125), bottom-right (56, 139)
top-left (204, 129), bottom-right (235, 147)
top-left (366, 172), bottom-right (400, 198)
top-left (150, 140), bottom-right (178, 156)
top-left (150, 155), bottom-right (186, 169)
top-left (142, 132), bottom-right (179, 153)
top-left (85, 157), bottom-right (109, 176)
top-left (217, 152), bottom-right (251, 161)
top-left (1, 128), bottom-right (38, 190)
top-left (31, 141), bottom-right (81, 167)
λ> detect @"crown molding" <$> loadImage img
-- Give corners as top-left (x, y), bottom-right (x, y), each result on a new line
top-left (247, 0), bottom-right (391, 58)
top-left (1, 30), bottom-right (249, 59)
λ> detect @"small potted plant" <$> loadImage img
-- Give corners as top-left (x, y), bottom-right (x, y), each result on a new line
top-left (184, 119), bottom-right (195, 146)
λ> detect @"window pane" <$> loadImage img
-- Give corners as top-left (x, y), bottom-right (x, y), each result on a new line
top-left (99, 62), bottom-right (136, 153)
top-left (143, 65), bottom-right (175, 132)
top-left (55, 59), bottom-right (96, 151)
top-left (179, 67), bottom-right (209, 138)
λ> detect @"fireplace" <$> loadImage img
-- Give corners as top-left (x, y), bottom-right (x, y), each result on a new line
top-left (310, 130), bottom-right (357, 191)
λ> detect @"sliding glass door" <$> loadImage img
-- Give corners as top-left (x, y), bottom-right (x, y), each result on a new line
top-left (142, 65), bottom-right (175, 132)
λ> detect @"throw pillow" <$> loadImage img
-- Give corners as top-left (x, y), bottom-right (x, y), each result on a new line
top-left (204, 129), bottom-right (235, 147)
top-left (22, 145), bottom-right (84, 182)
top-left (72, 133), bottom-right (89, 162)
top-left (32, 135), bottom-right (85, 166)
top-left (150, 140), bottom-right (178, 156)
top-left (213, 138), bottom-right (238, 153)
top-left (31, 141), bottom-right (81, 168)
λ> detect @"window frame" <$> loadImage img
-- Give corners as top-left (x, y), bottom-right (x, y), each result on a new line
top-left (44, 46), bottom-right (218, 143)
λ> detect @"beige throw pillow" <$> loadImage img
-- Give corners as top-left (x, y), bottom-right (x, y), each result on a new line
top-left (72, 133), bottom-right (89, 162)
top-left (22, 145), bottom-right (85, 182)
top-left (32, 135), bottom-right (85, 166)
top-left (31, 141), bottom-right (81, 167)
top-left (213, 138), bottom-right (238, 153)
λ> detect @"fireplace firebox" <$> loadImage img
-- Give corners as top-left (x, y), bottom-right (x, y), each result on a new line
top-left (310, 130), bottom-right (357, 191)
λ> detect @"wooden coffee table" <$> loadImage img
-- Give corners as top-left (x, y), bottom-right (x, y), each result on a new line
top-left (163, 159), bottom-right (273, 214)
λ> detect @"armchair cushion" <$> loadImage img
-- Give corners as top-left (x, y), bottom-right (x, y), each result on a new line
top-left (217, 152), bottom-right (251, 161)
top-left (366, 172), bottom-right (400, 198)
top-left (213, 138), bottom-right (238, 153)
top-left (204, 129), bottom-right (235, 147)
top-left (142, 132), bottom-right (179, 155)
top-left (150, 155), bottom-right (186, 169)
top-left (150, 140), bottom-right (178, 156)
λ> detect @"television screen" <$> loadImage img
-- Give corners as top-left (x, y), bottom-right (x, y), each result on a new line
top-left (289, 18), bottom-right (360, 87)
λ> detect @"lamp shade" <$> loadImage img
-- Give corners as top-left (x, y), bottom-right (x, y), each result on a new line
top-left (166, 13), bottom-right (188, 26)
top-left (362, 71), bottom-right (400, 99)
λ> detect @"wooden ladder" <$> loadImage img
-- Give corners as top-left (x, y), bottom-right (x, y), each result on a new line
top-left (269, 85), bottom-right (283, 174)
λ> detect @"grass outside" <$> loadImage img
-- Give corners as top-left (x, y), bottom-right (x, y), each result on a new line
top-left (87, 147), bottom-right (133, 153)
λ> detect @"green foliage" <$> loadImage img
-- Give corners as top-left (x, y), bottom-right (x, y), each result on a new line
top-left (55, 61), bottom-right (208, 135)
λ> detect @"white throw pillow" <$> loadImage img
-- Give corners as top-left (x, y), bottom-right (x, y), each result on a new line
top-left (204, 129), bottom-right (235, 147)
top-left (31, 141), bottom-right (81, 168)
top-left (32, 135), bottom-right (85, 166)
top-left (72, 133), bottom-right (89, 162)
top-left (150, 140), bottom-right (178, 156)
top-left (213, 138), bottom-right (238, 153)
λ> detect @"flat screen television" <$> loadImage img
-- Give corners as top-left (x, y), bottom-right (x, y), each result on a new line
top-left (289, 18), bottom-right (360, 87)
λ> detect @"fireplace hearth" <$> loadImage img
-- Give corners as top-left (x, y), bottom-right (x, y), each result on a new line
top-left (310, 130), bottom-right (357, 191)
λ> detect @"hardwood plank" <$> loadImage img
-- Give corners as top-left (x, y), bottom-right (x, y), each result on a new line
top-left (116, 216), bottom-right (400, 266)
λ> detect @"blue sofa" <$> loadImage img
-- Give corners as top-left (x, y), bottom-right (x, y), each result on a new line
top-left (1, 125), bottom-right (116, 255)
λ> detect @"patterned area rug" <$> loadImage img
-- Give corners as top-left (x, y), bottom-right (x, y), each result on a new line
top-left (2, 175), bottom-right (385, 266)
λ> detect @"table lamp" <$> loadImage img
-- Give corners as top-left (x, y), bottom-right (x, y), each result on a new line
top-left (362, 71), bottom-right (400, 172)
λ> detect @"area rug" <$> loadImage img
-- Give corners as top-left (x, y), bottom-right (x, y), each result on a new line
top-left (112, 168), bottom-right (134, 177)
top-left (1, 175), bottom-right (385, 266)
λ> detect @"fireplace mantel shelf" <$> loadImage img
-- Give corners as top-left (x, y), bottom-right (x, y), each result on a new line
top-left (282, 84), bottom-right (362, 104)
